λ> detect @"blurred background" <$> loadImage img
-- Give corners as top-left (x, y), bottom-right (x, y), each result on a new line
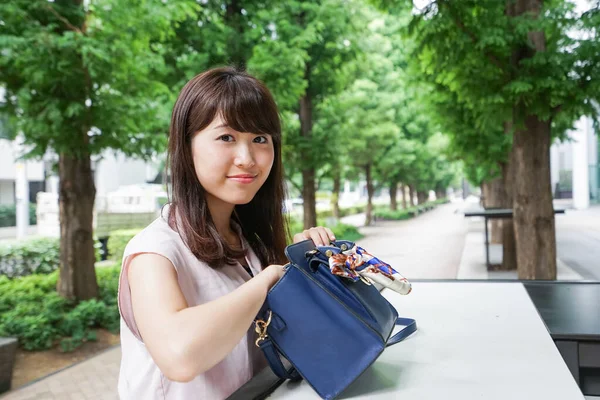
top-left (0, 0), bottom-right (599, 398)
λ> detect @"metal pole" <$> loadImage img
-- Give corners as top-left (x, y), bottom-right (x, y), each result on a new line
top-left (484, 216), bottom-right (490, 268)
top-left (15, 136), bottom-right (29, 240)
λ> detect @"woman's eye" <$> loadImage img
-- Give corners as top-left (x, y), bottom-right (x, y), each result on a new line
top-left (219, 135), bottom-right (234, 142)
top-left (253, 136), bottom-right (268, 144)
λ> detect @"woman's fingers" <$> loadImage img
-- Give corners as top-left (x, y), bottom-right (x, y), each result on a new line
top-left (293, 232), bottom-right (305, 244)
top-left (324, 227), bottom-right (336, 242)
top-left (293, 226), bottom-right (336, 246)
top-left (304, 227), bottom-right (335, 247)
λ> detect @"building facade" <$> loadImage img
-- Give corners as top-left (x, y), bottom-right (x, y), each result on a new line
top-left (550, 115), bottom-right (599, 209)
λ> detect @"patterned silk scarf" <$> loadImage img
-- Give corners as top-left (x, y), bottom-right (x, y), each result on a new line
top-left (328, 245), bottom-right (412, 295)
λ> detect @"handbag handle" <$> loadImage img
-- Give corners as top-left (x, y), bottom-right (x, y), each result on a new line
top-left (259, 339), bottom-right (302, 381)
top-left (387, 317), bottom-right (417, 346)
top-left (259, 318), bottom-right (417, 381)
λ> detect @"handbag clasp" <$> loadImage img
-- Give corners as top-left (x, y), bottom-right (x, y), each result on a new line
top-left (255, 310), bottom-right (273, 347)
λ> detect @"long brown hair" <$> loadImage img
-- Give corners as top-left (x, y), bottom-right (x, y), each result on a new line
top-left (167, 66), bottom-right (289, 269)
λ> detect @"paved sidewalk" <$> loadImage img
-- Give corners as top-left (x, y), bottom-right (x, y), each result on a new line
top-left (1, 346), bottom-right (120, 400)
top-left (342, 202), bottom-right (468, 279)
top-left (555, 205), bottom-right (600, 280)
top-left (457, 230), bottom-right (583, 280)
top-left (457, 204), bottom-right (600, 280)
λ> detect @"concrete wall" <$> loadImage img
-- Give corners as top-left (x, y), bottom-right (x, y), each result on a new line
top-left (550, 115), bottom-right (598, 205)
top-left (0, 139), bottom-right (45, 181)
top-left (94, 152), bottom-right (160, 197)
top-left (0, 180), bottom-right (14, 205)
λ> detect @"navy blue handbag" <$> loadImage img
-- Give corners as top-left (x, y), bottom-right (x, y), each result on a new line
top-left (254, 239), bottom-right (417, 400)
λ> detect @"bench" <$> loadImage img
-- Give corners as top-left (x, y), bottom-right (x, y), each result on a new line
top-left (463, 208), bottom-right (566, 268)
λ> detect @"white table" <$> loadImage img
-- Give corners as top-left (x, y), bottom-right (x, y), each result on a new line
top-left (261, 282), bottom-right (585, 400)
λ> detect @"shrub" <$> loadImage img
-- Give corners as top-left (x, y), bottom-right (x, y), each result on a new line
top-left (374, 199), bottom-right (447, 221)
top-left (0, 237), bottom-right (60, 277)
top-left (330, 223), bottom-right (363, 242)
top-left (107, 229), bottom-right (140, 262)
top-left (0, 265), bottom-right (121, 351)
top-left (374, 208), bottom-right (415, 221)
top-left (287, 216), bottom-right (363, 243)
top-left (0, 236), bottom-right (103, 278)
top-left (316, 205), bottom-right (366, 220)
top-left (0, 204), bottom-right (37, 227)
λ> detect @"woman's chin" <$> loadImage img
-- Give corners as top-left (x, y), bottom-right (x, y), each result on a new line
top-left (228, 194), bottom-right (256, 206)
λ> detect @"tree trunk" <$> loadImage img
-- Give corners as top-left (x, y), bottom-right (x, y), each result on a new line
top-left (299, 89), bottom-right (317, 229)
top-left (226, 0), bottom-right (246, 69)
top-left (511, 0), bottom-right (556, 280)
top-left (481, 177), bottom-right (504, 244)
top-left (400, 183), bottom-right (407, 209)
top-left (365, 165), bottom-right (374, 226)
top-left (500, 144), bottom-right (517, 271)
top-left (480, 157), bottom-right (517, 271)
top-left (332, 173), bottom-right (341, 220)
top-left (56, 3), bottom-right (98, 301)
top-left (417, 190), bottom-right (428, 204)
top-left (389, 180), bottom-right (398, 211)
top-left (435, 187), bottom-right (445, 200)
top-left (301, 168), bottom-right (317, 229)
top-left (512, 115), bottom-right (556, 279)
top-left (57, 152), bottom-right (99, 300)
top-left (409, 185), bottom-right (415, 207)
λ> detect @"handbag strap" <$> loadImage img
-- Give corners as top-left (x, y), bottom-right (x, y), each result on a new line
top-left (259, 317), bottom-right (416, 380)
top-left (259, 339), bottom-right (303, 381)
top-left (386, 317), bottom-right (417, 347)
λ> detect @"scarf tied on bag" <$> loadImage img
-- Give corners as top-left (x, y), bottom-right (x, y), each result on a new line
top-left (328, 245), bottom-right (412, 295)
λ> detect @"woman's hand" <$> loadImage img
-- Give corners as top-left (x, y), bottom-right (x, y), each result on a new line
top-left (293, 226), bottom-right (336, 247)
top-left (261, 264), bottom-right (285, 289)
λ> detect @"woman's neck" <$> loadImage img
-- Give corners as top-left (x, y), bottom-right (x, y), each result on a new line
top-left (206, 193), bottom-right (237, 244)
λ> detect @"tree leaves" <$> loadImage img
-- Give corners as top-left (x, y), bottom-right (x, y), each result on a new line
top-left (0, 0), bottom-right (198, 159)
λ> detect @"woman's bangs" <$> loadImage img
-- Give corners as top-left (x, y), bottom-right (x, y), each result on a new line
top-left (217, 76), bottom-right (281, 139)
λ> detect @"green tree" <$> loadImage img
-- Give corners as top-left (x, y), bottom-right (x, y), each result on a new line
top-left (162, 1), bottom-right (367, 230)
top-left (249, 0), bottom-right (367, 229)
top-left (0, 0), bottom-right (197, 300)
top-left (375, 0), bottom-right (600, 279)
top-left (424, 87), bottom-right (517, 269)
top-left (342, 78), bottom-right (400, 224)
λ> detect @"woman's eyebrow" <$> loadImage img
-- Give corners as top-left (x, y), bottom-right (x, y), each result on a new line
top-left (211, 123), bottom-right (229, 131)
top-left (211, 123), bottom-right (271, 135)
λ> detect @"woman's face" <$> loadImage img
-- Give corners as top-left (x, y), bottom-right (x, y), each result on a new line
top-left (191, 114), bottom-right (274, 208)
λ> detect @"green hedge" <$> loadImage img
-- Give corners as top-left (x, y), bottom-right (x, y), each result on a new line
top-left (373, 198), bottom-right (449, 221)
top-left (316, 205), bottom-right (366, 220)
top-left (107, 229), bottom-right (140, 262)
top-left (0, 236), bottom-right (103, 278)
top-left (0, 204), bottom-right (37, 227)
top-left (373, 208), bottom-right (416, 220)
top-left (287, 217), bottom-right (363, 244)
top-left (0, 265), bottom-right (120, 351)
top-left (0, 237), bottom-right (60, 278)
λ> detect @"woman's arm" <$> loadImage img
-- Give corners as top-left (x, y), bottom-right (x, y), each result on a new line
top-left (127, 253), bottom-right (283, 382)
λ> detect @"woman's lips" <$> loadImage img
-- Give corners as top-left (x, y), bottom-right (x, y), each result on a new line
top-left (227, 175), bottom-right (257, 184)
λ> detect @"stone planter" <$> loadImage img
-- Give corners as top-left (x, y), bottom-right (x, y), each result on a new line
top-left (0, 338), bottom-right (18, 394)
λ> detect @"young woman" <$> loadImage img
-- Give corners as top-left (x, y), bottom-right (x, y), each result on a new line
top-left (117, 67), bottom-right (336, 399)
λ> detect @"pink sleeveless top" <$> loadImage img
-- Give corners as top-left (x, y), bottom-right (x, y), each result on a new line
top-left (117, 206), bottom-right (267, 399)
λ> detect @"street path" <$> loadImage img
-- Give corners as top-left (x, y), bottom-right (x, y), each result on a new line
top-left (342, 202), bottom-right (468, 279)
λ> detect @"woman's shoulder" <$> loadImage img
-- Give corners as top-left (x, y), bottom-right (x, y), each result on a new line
top-left (123, 210), bottom-right (185, 261)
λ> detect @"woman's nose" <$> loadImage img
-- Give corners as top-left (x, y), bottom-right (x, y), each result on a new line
top-left (234, 144), bottom-right (256, 168)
